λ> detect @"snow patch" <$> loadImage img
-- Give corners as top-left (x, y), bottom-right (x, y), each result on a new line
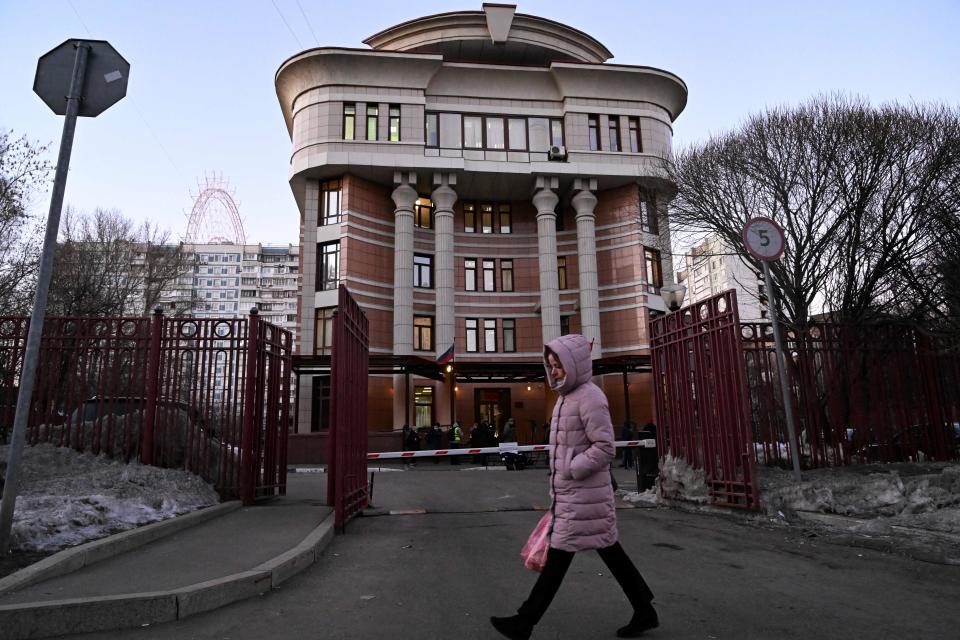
top-left (657, 454), bottom-right (710, 503)
top-left (759, 463), bottom-right (960, 535)
top-left (1, 443), bottom-right (219, 551)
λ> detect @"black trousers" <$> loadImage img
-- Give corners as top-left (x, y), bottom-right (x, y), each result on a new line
top-left (517, 543), bottom-right (654, 625)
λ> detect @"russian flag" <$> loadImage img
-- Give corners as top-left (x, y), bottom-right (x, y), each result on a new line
top-left (436, 343), bottom-right (455, 365)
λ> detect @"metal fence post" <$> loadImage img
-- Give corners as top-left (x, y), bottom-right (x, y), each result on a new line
top-left (141, 306), bottom-right (164, 466)
top-left (239, 308), bottom-right (260, 505)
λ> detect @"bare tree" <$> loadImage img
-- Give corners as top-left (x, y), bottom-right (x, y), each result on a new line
top-left (669, 95), bottom-right (960, 327)
top-left (0, 130), bottom-right (50, 313)
top-left (48, 208), bottom-right (185, 317)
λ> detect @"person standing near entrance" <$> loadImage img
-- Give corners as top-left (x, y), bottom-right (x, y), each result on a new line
top-left (491, 334), bottom-right (658, 639)
top-left (449, 420), bottom-right (463, 465)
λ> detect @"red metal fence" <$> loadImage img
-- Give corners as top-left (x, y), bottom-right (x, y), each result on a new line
top-left (650, 290), bottom-right (960, 511)
top-left (744, 322), bottom-right (960, 468)
top-left (650, 291), bottom-right (759, 509)
top-left (327, 285), bottom-right (370, 532)
top-left (0, 309), bottom-right (292, 503)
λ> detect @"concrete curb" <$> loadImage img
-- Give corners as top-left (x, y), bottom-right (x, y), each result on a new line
top-left (0, 511), bottom-right (336, 640)
top-left (0, 502), bottom-right (241, 597)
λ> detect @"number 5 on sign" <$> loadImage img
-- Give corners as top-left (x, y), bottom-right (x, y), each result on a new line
top-left (742, 217), bottom-right (785, 262)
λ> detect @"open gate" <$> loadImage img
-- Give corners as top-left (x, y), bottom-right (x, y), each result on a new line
top-left (650, 290), bottom-right (758, 509)
top-left (327, 285), bottom-right (370, 531)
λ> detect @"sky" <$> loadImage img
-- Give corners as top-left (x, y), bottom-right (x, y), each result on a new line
top-left (2, 0), bottom-right (958, 246)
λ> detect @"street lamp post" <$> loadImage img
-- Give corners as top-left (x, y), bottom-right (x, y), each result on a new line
top-left (659, 283), bottom-right (687, 313)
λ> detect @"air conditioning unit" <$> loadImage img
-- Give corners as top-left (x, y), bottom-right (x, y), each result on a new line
top-left (548, 145), bottom-right (567, 161)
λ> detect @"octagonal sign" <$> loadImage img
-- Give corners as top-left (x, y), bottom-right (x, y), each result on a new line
top-left (34, 39), bottom-right (129, 117)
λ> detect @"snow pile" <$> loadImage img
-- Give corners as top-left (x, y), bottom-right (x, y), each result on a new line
top-left (0, 443), bottom-right (219, 551)
top-left (655, 454), bottom-right (710, 503)
top-left (759, 463), bottom-right (960, 535)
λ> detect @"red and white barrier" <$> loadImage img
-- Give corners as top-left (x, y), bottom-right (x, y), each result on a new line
top-left (366, 440), bottom-right (655, 460)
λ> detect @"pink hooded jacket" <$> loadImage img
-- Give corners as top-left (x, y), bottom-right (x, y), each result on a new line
top-left (545, 334), bottom-right (618, 552)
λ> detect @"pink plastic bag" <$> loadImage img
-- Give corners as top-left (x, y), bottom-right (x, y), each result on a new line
top-left (521, 512), bottom-right (552, 572)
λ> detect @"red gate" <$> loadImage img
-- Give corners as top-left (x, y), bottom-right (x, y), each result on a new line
top-left (327, 285), bottom-right (370, 531)
top-left (0, 309), bottom-right (291, 503)
top-left (650, 291), bottom-right (758, 509)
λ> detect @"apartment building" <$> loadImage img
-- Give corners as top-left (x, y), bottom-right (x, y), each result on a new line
top-left (275, 4), bottom-right (687, 447)
top-left (677, 234), bottom-right (766, 321)
top-left (159, 243), bottom-right (301, 338)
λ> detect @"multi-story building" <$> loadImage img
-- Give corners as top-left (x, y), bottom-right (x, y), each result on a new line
top-left (275, 4), bottom-right (687, 449)
top-left (677, 234), bottom-right (767, 321)
top-left (158, 243), bottom-right (301, 338)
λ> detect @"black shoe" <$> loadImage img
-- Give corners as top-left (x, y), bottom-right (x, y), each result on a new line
top-left (616, 604), bottom-right (659, 637)
top-left (490, 615), bottom-right (533, 640)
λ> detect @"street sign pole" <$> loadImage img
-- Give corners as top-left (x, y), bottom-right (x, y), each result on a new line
top-left (0, 42), bottom-right (90, 555)
top-left (762, 261), bottom-right (802, 482)
top-left (742, 216), bottom-right (801, 483)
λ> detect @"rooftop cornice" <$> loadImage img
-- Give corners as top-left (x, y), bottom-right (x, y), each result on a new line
top-left (363, 7), bottom-right (612, 65)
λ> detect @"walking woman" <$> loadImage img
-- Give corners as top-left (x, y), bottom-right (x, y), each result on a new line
top-left (491, 334), bottom-right (658, 639)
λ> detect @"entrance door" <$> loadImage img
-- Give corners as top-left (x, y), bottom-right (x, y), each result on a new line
top-left (475, 388), bottom-right (511, 436)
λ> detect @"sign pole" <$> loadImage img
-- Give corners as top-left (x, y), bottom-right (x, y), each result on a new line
top-left (0, 42), bottom-right (90, 554)
top-left (742, 216), bottom-right (802, 483)
top-left (762, 261), bottom-right (802, 482)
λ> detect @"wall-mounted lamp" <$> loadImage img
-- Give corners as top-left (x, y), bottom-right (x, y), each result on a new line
top-left (445, 364), bottom-right (453, 373)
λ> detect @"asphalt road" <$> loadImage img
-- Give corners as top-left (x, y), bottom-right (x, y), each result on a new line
top-left (63, 466), bottom-right (960, 640)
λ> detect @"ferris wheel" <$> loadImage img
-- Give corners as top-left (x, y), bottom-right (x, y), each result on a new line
top-left (184, 174), bottom-right (246, 245)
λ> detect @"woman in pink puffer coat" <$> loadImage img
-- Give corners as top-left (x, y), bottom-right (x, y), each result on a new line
top-left (491, 334), bottom-right (659, 640)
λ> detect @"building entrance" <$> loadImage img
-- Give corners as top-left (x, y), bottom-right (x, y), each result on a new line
top-left (475, 388), bottom-right (511, 436)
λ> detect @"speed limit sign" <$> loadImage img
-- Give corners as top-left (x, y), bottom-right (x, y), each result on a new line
top-left (742, 217), bottom-right (785, 262)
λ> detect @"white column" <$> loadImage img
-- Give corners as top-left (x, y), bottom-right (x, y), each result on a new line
top-left (432, 174), bottom-right (457, 362)
top-left (534, 181), bottom-right (561, 344)
top-left (572, 188), bottom-right (602, 359)
top-left (392, 177), bottom-right (417, 355)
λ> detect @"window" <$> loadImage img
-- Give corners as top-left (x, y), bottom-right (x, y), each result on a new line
top-left (319, 179), bottom-right (342, 226)
top-left (317, 241), bottom-right (340, 291)
top-left (628, 117), bottom-right (641, 153)
top-left (485, 117), bottom-right (505, 149)
top-left (639, 195), bottom-right (657, 233)
top-left (425, 113), bottom-right (439, 147)
top-left (464, 115), bottom-right (483, 149)
top-left (645, 248), bottom-right (663, 290)
top-left (560, 316), bottom-right (570, 336)
top-left (315, 307), bottom-right (335, 356)
top-left (464, 258), bottom-right (477, 292)
top-left (508, 118), bottom-right (527, 150)
top-left (343, 104), bottom-right (355, 140)
top-left (550, 118), bottom-right (564, 147)
top-left (414, 316), bottom-right (433, 351)
top-left (414, 197), bottom-right (434, 229)
top-left (414, 386), bottom-right (433, 428)
top-left (500, 259), bottom-right (514, 292)
top-left (480, 204), bottom-right (494, 233)
top-left (389, 105), bottom-right (401, 142)
top-left (464, 203), bottom-right (476, 233)
top-left (498, 204), bottom-right (512, 234)
top-left (439, 113), bottom-right (462, 148)
top-left (466, 319), bottom-right (479, 352)
top-left (366, 105), bottom-right (378, 141)
top-left (528, 118), bottom-right (550, 151)
top-left (588, 115), bottom-right (600, 151)
top-left (557, 256), bottom-right (568, 290)
top-left (608, 117), bottom-right (621, 152)
top-left (484, 319), bottom-right (497, 352)
top-left (414, 254), bottom-right (432, 289)
top-left (482, 259), bottom-right (496, 292)
top-left (503, 319), bottom-right (516, 353)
